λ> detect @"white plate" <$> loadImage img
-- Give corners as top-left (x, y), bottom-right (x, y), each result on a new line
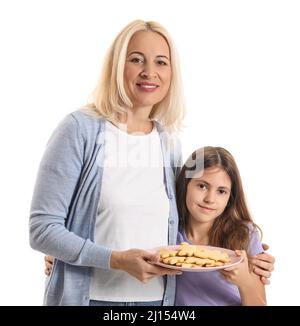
top-left (150, 245), bottom-right (243, 272)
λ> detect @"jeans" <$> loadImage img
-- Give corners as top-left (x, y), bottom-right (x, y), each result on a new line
top-left (89, 300), bottom-right (162, 306)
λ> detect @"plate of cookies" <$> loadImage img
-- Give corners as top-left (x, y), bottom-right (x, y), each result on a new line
top-left (150, 242), bottom-right (243, 272)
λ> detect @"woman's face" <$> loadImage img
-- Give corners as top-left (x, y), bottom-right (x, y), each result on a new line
top-left (186, 167), bottom-right (232, 227)
top-left (124, 31), bottom-right (172, 111)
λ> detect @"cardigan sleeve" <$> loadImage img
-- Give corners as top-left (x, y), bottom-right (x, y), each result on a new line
top-left (29, 113), bottom-right (112, 269)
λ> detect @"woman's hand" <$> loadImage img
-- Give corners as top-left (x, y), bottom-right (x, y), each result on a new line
top-left (44, 249), bottom-right (182, 282)
top-left (44, 255), bottom-right (54, 276)
top-left (250, 243), bottom-right (275, 285)
top-left (219, 250), bottom-right (251, 287)
top-left (110, 249), bottom-right (182, 283)
top-left (220, 250), bottom-right (267, 305)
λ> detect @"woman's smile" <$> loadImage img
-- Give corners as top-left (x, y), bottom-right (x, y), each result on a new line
top-left (136, 81), bottom-right (159, 92)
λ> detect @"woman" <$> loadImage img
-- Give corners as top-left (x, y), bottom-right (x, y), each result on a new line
top-left (31, 20), bottom-right (274, 306)
top-left (30, 19), bottom-right (185, 306)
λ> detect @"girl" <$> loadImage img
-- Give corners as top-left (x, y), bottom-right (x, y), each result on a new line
top-left (175, 146), bottom-right (266, 305)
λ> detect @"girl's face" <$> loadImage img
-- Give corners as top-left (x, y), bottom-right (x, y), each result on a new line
top-left (124, 31), bottom-right (172, 111)
top-left (186, 167), bottom-right (231, 227)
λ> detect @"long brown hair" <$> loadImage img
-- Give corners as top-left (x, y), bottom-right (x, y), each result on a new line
top-left (176, 146), bottom-right (262, 252)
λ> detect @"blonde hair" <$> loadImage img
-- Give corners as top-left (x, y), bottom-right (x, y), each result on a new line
top-left (84, 20), bottom-right (185, 132)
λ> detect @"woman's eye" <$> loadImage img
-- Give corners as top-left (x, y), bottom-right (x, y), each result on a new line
top-left (198, 183), bottom-right (207, 190)
top-left (218, 189), bottom-right (227, 195)
top-left (157, 60), bottom-right (167, 66)
top-left (131, 57), bottom-right (143, 63)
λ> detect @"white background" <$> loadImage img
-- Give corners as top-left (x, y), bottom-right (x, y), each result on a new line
top-left (0, 0), bottom-right (299, 305)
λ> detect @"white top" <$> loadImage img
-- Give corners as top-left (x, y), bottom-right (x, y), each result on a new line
top-left (89, 121), bottom-right (169, 302)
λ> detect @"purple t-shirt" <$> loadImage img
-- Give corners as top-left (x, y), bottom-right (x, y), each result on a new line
top-left (175, 228), bottom-right (263, 306)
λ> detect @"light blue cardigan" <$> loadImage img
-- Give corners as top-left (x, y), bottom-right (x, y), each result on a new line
top-left (29, 109), bottom-right (182, 306)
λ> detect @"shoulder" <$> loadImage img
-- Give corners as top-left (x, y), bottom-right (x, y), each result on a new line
top-left (176, 229), bottom-right (185, 244)
top-left (155, 121), bottom-right (182, 159)
top-left (57, 109), bottom-right (106, 141)
top-left (71, 108), bottom-right (105, 130)
top-left (247, 223), bottom-right (264, 256)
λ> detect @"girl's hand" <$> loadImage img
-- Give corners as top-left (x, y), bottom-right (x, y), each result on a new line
top-left (44, 255), bottom-right (54, 276)
top-left (250, 243), bottom-right (275, 285)
top-left (219, 250), bottom-right (251, 287)
top-left (110, 249), bottom-right (182, 283)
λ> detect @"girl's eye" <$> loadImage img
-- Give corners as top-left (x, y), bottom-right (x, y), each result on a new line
top-left (198, 183), bottom-right (207, 190)
top-left (218, 189), bottom-right (228, 195)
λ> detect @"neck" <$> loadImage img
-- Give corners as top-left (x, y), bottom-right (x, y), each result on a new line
top-left (117, 106), bottom-right (153, 134)
top-left (185, 218), bottom-right (214, 245)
